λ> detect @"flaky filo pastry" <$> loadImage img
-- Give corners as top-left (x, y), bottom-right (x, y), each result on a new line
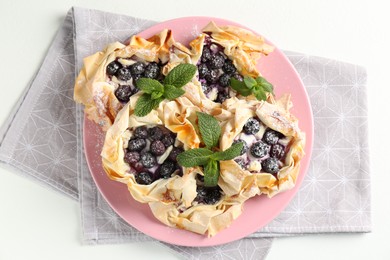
top-left (213, 95), bottom-right (305, 198)
top-left (175, 21), bottom-right (274, 108)
top-left (149, 187), bottom-right (245, 237)
top-left (101, 94), bottom-right (201, 204)
top-left (190, 21), bottom-right (274, 77)
top-left (101, 94), bottom-right (251, 237)
top-left (74, 30), bottom-right (192, 130)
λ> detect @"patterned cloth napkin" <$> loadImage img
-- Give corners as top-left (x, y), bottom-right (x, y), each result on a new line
top-left (0, 7), bottom-right (371, 260)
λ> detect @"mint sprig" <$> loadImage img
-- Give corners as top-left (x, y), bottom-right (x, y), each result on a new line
top-left (197, 112), bottom-right (221, 149)
top-left (176, 112), bottom-right (243, 187)
top-left (230, 75), bottom-right (274, 101)
top-left (134, 94), bottom-right (164, 117)
top-left (134, 64), bottom-right (197, 117)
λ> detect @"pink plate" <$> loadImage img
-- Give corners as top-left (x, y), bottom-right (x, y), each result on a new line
top-left (83, 17), bottom-right (313, 247)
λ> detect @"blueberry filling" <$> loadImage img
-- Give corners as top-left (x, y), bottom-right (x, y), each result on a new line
top-left (124, 125), bottom-right (183, 185)
top-left (124, 151), bottom-right (140, 165)
top-left (233, 117), bottom-right (289, 176)
top-left (196, 37), bottom-right (244, 103)
top-left (261, 157), bottom-right (279, 174)
top-left (150, 140), bottom-right (166, 156)
top-left (195, 186), bottom-right (223, 205)
top-left (134, 126), bottom-right (148, 139)
top-left (157, 160), bottom-right (176, 179)
top-left (130, 62), bottom-right (145, 75)
top-left (250, 141), bottom-right (270, 158)
top-left (143, 62), bottom-right (160, 79)
top-left (161, 134), bottom-right (175, 147)
top-left (116, 67), bottom-right (132, 81)
top-left (128, 138), bottom-right (146, 152)
top-left (233, 139), bottom-right (248, 155)
top-left (114, 85), bottom-right (133, 103)
top-left (262, 129), bottom-right (283, 145)
top-left (106, 59), bottom-right (165, 103)
top-left (271, 144), bottom-right (285, 159)
top-left (106, 61), bottom-right (122, 76)
top-left (168, 147), bottom-right (184, 162)
top-left (148, 126), bottom-right (164, 141)
top-left (243, 118), bottom-right (261, 135)
top-left (140, 152), bottom-right (157, 168)
top-left (136, 172), bottom-right (153, 185)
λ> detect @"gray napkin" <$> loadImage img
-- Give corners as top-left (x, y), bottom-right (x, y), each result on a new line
top-left (0, 7), bottom-right (371, 260)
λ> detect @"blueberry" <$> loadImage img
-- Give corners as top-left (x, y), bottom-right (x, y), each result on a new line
top-left (158, 160), bottom-right (176, 179)
top-left (233, 139), bottom-right (248, 155)
top-left (150, 140), bottom-right (166, 156)
top-left (161, 134), bottom-right (175, 147)
top-left (132, 86), bottom-right (140, 94)
top-left (205, 69), bottom-right (219, 84)
top-left (196, 186), bottom-right (222, 205)
top-left (128, 138), bottom-right (146, 152)
top-left (209, 54), bottom-right (225, 69)
top-left (201, 83), bottom-right (212, 95)
top-left (243, 118), bottom-right (261, 135)
top-left (106, 61), bottom-right (122, 76)
top-left (134, 126), bottom-right (148, 139)
top-left (132, 74), bottom-right (141, 87)
top-left (234, 158), bottom-right (247, 168)
top-left (168, 147), bottom-right (184, 162)
top-left (140, 152), bottom-right (157, 168)
top-left (216, 91), bottom-right (230, 103)
top-left (198, 64), bottom-right (210, 79)
top-left (143, 62), bottom-right (160, 79)
top-left (132, 162), bottom-right (145, 172)
top-left (215, 91), bottom-right (229, 103)
top-left (130, 62), bottom-right (145, 75)
top-left (148, 127), bottom-right (163, 141)
top-left (261, 157), bottom-right (279, 174)
top-left (201, 47), bottom-right (212, 63)
top-left (222, 60), bottom-right (237, 75)
top-left (116, 67), bottom-right (132, 81)
top-left (233, 73), bottom-right (243, 81)
top-left (218, 74), bottom-right (230, 87)
top-left (114, 85), bottom-right (132, 103)
top-left (263, 129), bottom-right (282, 145)
top-left (124, 151), bottom-right (140, 165)
top-left (196, 174), bottom-right (204, 183)
top-left (271, 144), bottom-right (285, 159)
top-left (136, 171), bottom-right (153, 185)
top-left (250, 141), bottom-right (270, 158)
top-left (195, 186), bottom-right (207, 202)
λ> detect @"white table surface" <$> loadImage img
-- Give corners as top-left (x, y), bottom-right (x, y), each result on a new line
top-left (0, 0), bottom-right (388, 259)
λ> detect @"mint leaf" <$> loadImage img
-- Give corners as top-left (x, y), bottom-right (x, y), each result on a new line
top-left (163, 84), bottom-right (186, 100)
top-left (176, 148), bottom-right (213, 167)
top-left (204, 159), bottom-right (220, 187)
top-left (151, 91), bottom-right (163, 100)
top-left (230, 78), bottom-right (252, 96)
top-left (256, 76), bottom-right (274, 93)
top-left (244, 76), bottom-right (257, 89)
top-left (253, 87), bottom-right (267, 101)
top-left (136, 78), bottom-right (164, 94)
top-left (196, 112), bottom-right (221, 149)
top-left (134, 94), bottom-right (163, 117)
top-left (164, 64), bottom-right (197, 88)
top-left (211, 142), bottom-right (243, 161)
top-left (230, 75), bottom-right (273, 100)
